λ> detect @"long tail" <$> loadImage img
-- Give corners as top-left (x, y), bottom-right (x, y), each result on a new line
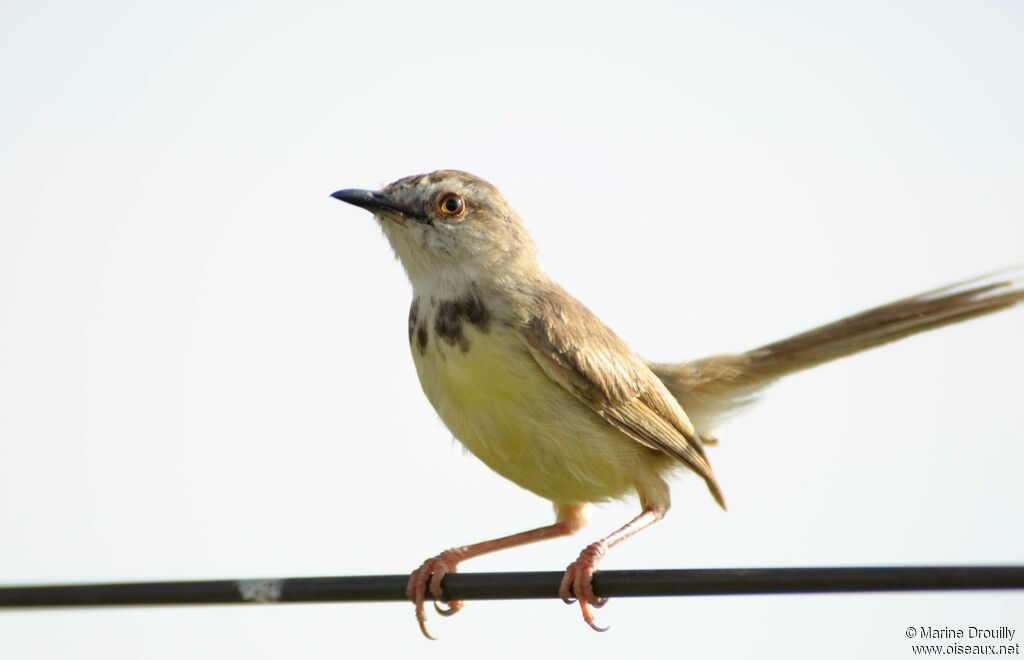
top-left (650, 267), bottom-right (1024, 436)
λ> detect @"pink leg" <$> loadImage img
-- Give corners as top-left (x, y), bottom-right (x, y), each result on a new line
top-left (558, 504), bottom-right (667, 632)
top-left (407, 503), bottom-right (588, 639)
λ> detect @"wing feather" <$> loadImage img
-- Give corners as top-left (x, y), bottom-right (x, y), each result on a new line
top-left (519, 281), bottom-right (725, 508)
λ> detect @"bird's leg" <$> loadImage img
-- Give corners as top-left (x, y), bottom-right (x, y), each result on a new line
top-left (408, 503), bottom-right (588, 639)
top-left (559, 503), bottom-right (667, 632)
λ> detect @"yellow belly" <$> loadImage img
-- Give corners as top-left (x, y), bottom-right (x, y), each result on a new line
top-left (410, 322), bottom-right (661, 504)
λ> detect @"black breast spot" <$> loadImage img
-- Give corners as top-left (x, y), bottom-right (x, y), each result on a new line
top-left (460, 295), bottom-right (491, 329)
top-left (417, 324), bottom-right (429, 354)
top-left (434, 294), bottom-right (491, 351)
top-left (408, 297), bottom-right (420, 343)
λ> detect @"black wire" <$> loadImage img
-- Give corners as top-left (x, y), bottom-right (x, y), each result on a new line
top-left (1, 566), bottom-right (1022, 609)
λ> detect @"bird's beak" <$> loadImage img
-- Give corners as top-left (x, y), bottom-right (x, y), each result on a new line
top-left (330, 189), bottom-right (415, 217)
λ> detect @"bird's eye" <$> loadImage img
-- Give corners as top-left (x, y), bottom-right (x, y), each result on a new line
top-left (436, 192), bottom-right (465, 218)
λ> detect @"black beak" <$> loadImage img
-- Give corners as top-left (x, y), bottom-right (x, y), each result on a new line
top-left (330, 188), bottom-right (427, 223)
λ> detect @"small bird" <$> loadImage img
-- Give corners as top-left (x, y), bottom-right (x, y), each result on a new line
top-left (331, 170), bottom-right (1023, 638)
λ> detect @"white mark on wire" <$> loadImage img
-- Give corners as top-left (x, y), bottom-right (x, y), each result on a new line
top-left (237, 579), bottom-right (284, 603)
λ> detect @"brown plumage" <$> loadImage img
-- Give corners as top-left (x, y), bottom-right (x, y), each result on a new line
top-left (651, 269), bottom-right (1024, 435)
top-left (522, 281), bottom-right (723, 508)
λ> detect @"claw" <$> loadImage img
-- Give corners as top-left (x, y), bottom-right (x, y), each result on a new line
top-left (560, 541), bottom-right (610, 632)
top-left (407, 549), bottom-right (465, 639)
top-left (415, 607), bottom-right (437, 640)
top-left (408, 559), bottom-right (438, 640)
top-left (579, 599), bottom-right (610, 633)
top-left (558, 568), bottom-right (577, 604)
top-left (433, 599), bottom-right (464, 617)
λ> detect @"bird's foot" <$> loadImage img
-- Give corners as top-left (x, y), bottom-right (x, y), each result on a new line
top-left (559, 540), bottom-right (610, 632)
top-left (406, 548), bottom-right (466, 639)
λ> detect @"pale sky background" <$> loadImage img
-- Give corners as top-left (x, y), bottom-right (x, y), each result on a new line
top-left (1, 1), bottom-right (1023, 658)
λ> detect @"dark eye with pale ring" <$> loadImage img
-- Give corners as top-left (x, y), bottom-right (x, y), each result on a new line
top-left (436, 192), bottom-right (465, 218)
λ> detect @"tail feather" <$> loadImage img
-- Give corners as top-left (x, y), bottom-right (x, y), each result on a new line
top-left (650, 267), bottom-right (1024, 436)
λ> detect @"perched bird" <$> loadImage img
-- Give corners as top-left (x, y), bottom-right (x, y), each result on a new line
top-left (331, 170), bottom-right (1023, 638)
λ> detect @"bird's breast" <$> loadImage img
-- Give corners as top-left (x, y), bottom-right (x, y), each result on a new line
top-left (406, 294), bottom-right (657, 504)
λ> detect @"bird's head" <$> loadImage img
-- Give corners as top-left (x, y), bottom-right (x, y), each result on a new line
top-left (331, 170), bottom-right (538, 292)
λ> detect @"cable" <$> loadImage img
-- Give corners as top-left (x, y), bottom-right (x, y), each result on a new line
top-left (2, 566), bottom-right (1022, 609)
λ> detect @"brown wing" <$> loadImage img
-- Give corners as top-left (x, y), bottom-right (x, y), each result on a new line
top-left (518, 281), bottom-right (725, 508)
